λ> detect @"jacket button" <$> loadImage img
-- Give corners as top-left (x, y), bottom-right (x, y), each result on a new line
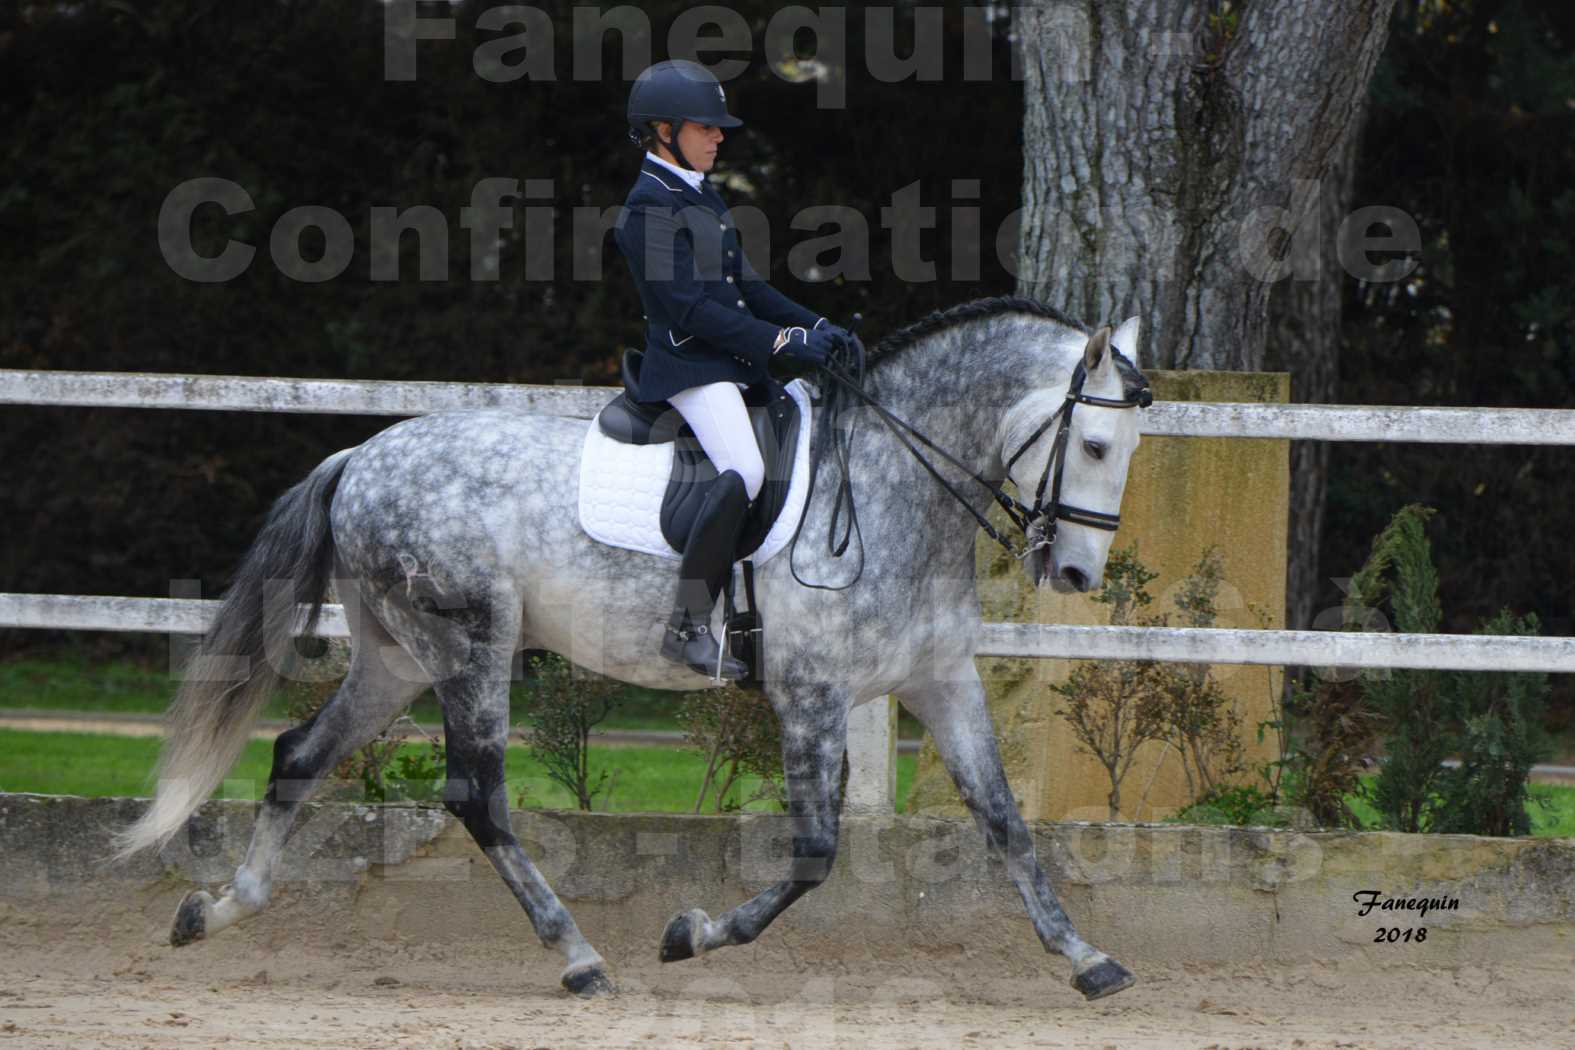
top-left (727, 250), bottom-right (735, 258)
top-left (736, 299), bottom-right (745, 307)
top-left (725, 276), bottom-right (734, 283)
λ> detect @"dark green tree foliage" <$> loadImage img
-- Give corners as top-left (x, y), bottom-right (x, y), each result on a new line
top-left (1328, 0), bottom-right (1575, 724)
top-left (1346, 505), bottom-right (1550, 835)
top-left (1346, 505), bottom-right (1451, 832)
top-left (1431, 610), bottom-right (1550, 837)
top-left (0, 2), bottom-right (1023, 653)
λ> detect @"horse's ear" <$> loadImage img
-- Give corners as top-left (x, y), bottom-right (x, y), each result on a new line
top-left (1112, 315), bottom-right (1142, 367)
top-left (1083, 326), bottom-right (1112, 371)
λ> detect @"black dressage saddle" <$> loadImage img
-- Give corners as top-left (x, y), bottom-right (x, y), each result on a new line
top-left (596, 349), bottom-right (803, 559)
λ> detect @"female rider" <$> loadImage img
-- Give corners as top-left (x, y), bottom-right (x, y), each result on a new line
top-left (615, 59), bottom-right (848, 679)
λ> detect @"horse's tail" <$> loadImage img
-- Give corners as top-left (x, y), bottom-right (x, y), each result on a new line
top-left (113, 448), bottom-right (355, 861)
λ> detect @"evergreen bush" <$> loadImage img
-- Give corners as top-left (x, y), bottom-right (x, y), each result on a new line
top-left (1338, 505), bottom-right (1551, 836)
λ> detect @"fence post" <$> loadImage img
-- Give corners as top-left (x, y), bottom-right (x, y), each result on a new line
top-left (845, 696), bottom-right (898, 813)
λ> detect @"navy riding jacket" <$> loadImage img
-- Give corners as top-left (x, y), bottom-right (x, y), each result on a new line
top-left (613, 156), bottom-right (820, 404)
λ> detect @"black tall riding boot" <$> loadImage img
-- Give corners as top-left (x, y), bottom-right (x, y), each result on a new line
top-left (660, 469), bottom-right (750, 680)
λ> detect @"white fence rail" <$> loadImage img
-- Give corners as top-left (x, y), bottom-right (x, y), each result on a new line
top-left (3, 594), bottom-right (1573, 674)
top-left (7, 369), bottom-right (1575, 444)
top-left (1, 369), bottom-right (605, 418)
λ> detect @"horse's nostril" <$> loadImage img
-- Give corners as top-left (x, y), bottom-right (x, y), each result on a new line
top-left (1061, 566), bottom-right (1089, 592)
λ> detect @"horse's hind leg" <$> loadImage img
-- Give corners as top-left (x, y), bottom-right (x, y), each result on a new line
top-left (170, 609), bottom-right (429, 946)
top-left (434, 645), bottom-right (613, 998)
top-left (897, 667), bottom-right (1136, 1001)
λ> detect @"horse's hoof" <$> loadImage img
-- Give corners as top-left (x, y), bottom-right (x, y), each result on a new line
top-left (1071, 956), bottom-right (1136, 1001)
top-left (561, 964), bottom-right (616, 999)
top-left (659, 908), bottom-right (709, 963)
top-left (170, 890), bottom-right (212, 948)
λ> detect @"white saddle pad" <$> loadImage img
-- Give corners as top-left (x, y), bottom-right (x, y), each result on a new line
top-left (577, 378), bottom-right (815, 562)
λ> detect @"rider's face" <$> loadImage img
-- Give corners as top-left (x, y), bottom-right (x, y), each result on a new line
top-left (656, 121), bottom-right (724, 172)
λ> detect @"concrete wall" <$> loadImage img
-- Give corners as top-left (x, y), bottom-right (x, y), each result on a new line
top-left (3, 794), bottom-right (1569, 978)
top-left (910, 370), bottom-right (1290, 822)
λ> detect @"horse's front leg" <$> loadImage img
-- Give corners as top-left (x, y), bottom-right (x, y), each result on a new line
top-left (898, 666), bottom-right (1136, 1001)
top-left (659, 680), bottom-right (848, 961)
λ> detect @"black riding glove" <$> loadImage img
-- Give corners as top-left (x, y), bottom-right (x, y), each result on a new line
top-left (813, 317), bottom-right (855, 349)
top-left (773, 326), bottom-right (838, 367)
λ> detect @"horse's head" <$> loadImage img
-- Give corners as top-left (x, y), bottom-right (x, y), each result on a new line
top-left (1000, 316), bottom-right (1148, 594)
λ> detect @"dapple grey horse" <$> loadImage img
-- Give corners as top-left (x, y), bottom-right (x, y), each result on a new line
top-left (116, 296), bottom-right (1150, 1001)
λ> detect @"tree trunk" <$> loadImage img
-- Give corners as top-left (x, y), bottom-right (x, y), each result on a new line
top-left (1266, 98), bottom-right (1370, 632)
top-left (1016, 0), bottom-right (1396, 371)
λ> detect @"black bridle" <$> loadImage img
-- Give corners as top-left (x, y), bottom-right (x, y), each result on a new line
top-left (786, 327), bottom-right (1153, 591)
top-left (997, 354), bottom-right (1154, 560)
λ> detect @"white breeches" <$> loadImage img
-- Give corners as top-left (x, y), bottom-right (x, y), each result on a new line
top-left (667, 381), bottom-right (764, 501)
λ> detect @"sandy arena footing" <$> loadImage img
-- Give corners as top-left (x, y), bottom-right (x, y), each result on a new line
top-left (2, 794), bottom-right (1571, 1048)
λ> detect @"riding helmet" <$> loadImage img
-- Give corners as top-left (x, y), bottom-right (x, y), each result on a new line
top-left (626, 59), bottom-right (743, 139)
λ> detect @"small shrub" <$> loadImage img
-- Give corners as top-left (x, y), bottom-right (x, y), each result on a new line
top-left (1173, 784), bottom-right (1281, 827)
top-left (1053, 544), bottom-right (1247, 820)
top-left (1348, 506), bottom-right (1452, 832)
top-left (1431, 610), bottom-right (1552, 837)
top-left (1160, 547), bottom-right (1247, 799)
top-left (373, 735), bottom-right (446, 803)
top-left (678, 683), bottom-right (784, 812)
top-left (1336, 504), bottom-right (1552, 836)
top-left (1266, 677), bottom-right (1382, 829)
top-left (280, 646), bottom-right (445, 803)
top-left (1051, 545), bottom-right (1168, 821)
top-left (513, 653), bottom-right (622, 811)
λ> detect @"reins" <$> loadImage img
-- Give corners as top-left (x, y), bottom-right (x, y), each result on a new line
top-left (785, 324), bottom-right (1152, 592)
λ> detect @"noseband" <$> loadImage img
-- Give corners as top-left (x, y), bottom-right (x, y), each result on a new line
top-left (788, 333), bottom-right (1152, 590)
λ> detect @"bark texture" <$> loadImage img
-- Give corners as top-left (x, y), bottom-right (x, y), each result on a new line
top-left (1016, 0), bottom-right (1396, 371)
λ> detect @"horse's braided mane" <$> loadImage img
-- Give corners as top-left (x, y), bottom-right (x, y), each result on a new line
top-left (866, 295), bottom-right (1150, 399)
top-left (868, 295), bottom-right (1086, 362)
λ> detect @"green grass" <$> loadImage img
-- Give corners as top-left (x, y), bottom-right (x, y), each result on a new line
top-left (0, 655), bottom-right (687, 730)
top-left (1170, 775), bottom-right (1575, 839)
top-left (0, 729), bottom-right (921, 814)
top-left (1343, 775), bottom-right (1575, 839)
top-left (0, 657), bottom-right (188, 716)
top-left (1527, 785), bottom-right (1575, 837)
top-left (0, 726), bottom-right (1563, 835)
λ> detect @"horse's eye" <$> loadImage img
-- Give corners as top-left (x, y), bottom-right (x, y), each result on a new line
top-left (1083, 440), bottom-right (1106, 461)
